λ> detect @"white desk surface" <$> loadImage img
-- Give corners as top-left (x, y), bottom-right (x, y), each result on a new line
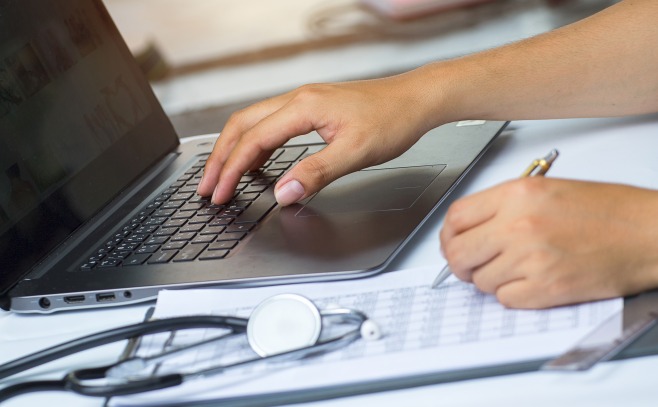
top-left (2, 114), bottom-right (658, 407)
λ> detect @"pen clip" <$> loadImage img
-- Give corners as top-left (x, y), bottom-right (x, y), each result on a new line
top-left (520, 149), bottom-right (559, 177)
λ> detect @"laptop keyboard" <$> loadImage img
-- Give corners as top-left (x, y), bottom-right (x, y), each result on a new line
top-left (79, 147), bottom-right (308, 271)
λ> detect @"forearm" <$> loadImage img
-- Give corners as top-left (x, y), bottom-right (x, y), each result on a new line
top-left (412, 0), bottom-right (658, 126)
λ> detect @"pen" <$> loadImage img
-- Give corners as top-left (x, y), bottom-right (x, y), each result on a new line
top-left (431, 149), bottom-right (559, 289)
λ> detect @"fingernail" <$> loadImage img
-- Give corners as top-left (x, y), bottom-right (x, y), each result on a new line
top-left (196, 173), bottom-right (205, 194)
top-left (211, 183), bottom-right (221, 204)
top-left (275, 180), bottom-right (305, 206)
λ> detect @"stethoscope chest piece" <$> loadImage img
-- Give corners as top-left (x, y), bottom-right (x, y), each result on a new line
top-left (247, 293), bottom-right (322, 357)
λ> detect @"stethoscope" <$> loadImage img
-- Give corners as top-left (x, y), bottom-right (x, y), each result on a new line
top-left (0, 293), bottom-right (381, 402)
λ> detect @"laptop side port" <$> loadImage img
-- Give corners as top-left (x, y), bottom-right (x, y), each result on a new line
top-left (96, 293), bottom-right (116, 302)
top-left (64, 295), bottom-right (86, 304)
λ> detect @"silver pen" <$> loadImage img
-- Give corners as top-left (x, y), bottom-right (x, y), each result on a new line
top-left (431, 149), bottom-right (559, 289)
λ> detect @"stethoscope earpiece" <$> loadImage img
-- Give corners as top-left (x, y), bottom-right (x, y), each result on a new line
top-left (360, 319), bottom-right (382, 341)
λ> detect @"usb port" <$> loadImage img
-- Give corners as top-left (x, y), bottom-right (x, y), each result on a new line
top-left (64, 295), bottom-right (86, 304)
top-left (96, 293), bottom-right (116, 302)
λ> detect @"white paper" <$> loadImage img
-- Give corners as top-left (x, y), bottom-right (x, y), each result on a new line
top-left (110, 265), bottom-right (622, 406)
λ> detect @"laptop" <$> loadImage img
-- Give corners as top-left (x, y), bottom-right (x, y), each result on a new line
top-left (0, 0), bottom-right (507, 313)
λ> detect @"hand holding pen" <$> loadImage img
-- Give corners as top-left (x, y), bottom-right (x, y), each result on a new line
top-left (432, 149), bottom-right (559, 289)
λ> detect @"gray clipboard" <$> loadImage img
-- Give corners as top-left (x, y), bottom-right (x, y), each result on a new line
top-left (108, 290), bottom-right (658, 407)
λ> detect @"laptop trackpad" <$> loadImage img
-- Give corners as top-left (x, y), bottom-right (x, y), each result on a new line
top-left (296, 165), bottom-right (446, 216)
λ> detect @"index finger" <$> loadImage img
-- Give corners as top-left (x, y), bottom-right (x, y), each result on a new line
top-left (211, 99), bottom-right (319, 204)
top-left (197, 93), bottom-right (292, 197)
top-left (440, 182), bottom-right (507, 244)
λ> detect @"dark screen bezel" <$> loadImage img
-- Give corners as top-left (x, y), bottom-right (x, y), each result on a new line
top-left (0, 0), bottom-right (180, 295)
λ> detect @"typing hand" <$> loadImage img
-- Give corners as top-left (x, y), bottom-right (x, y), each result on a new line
top-left (197, 72), bottom-right (439, 206)
top-left (439, 177), bottom-right (658, 309)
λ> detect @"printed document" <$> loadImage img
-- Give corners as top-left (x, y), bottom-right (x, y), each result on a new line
top-left (110, 265), bottom-right (622, 406)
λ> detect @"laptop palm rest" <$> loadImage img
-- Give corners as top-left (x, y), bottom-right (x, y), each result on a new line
top-left (296, 165), bottom-right (446, 216)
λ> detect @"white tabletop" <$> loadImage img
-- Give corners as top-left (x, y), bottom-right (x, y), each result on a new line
top-left (2, 115), bottom-right (658, 407)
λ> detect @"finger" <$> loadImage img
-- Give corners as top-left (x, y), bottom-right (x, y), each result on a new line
top-left (197, 94), bottom-right (292, 197)
top-left (469, 251), bottom-right (526, 294)
top-left (443, 218), bottom-right (504, 282)
top-left (494, 279), bottom-right (559, 309)
top-left (211, 101), bottom-right (318, 204)
top-left (273, 138), bottom-right (368, 206)
top-left (440, 183), bottom-right (509, 244)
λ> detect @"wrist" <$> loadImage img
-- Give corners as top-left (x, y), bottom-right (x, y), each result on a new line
top-left (404, 57), bottom-right (497, 130)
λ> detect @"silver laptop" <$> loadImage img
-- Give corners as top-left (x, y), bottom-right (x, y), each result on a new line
top-left (0, 0), bottom-right (507, 313)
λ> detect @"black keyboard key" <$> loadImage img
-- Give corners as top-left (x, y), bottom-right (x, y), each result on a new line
top-left (123, 253), bottom-right (151, 266)
top-left (268, 162), bottom-right (291, 171)
top-left (208, 241), bottom-right (237, 250)
top-left (197, 207), bottom-right (221, 216)
top-left (154, 209), bottom-right (176, 217)
top-left (144, 236), bottom-right (169, 245)
top-left (171, 210), bottom-right (195, 219)
top-left (226, 224), bottom-right (254, 233)
top-left (251, 177), bottom-right (276, 186)
top-left (125, 234), bottom-right (148, 243)
top-left (99, 258), bottom-right (121, 268)
top-left (106, 252), bottom-right (129, 260)
top-left (243, 185), bottom-right (267, 194)
top-left (148, 250), bottom-right (177, 264)
top-left (209, 217), bottom-right (233, 227)
top-left (201, 225), bottom-right (225, 235)
top-left (191, 235), bottom-right (215, 244)
top-left (217, 232), bottom-right (247, 241)
top-left (115, 242), bottom-right (139, 252)
top-left (136, 245), bottom-right (161, 254)
top-left (234, 190), bottom-right (276, 224)
top-left (189, 215), bottom-right (213, 224)
top-left (180, 224), bottom-right (204, 233)
top-left (235, 192), bottom-right (259, 201)
top-left (277, 147), bottom-right (307, 162)
top-left (220, 208), bottom-right (243, 217)
top-left (162, 241), bottom-right (186, 250)
top-left (171, 232), bottom-right (196, 241)
top-left (199, 249), bottom-right (229, 260)
top-left (154, 227), bottom-right (178, 236)
top-left (162, 201), bottom-right (185, 209)
top-left (179, 185), bottom-right (199, 193)
top-left (134, 225), bottom-right (158, 235)
top-left (172, 244), bottom-right (206, 262)
top-left (144, 217), bottom-right (167, 226)
top-left (163, 219), bottom-right (187, 228)
top-left (180, 202), bottom-right (205, 211)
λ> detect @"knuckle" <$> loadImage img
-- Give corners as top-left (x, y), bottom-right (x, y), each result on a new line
top-left (293, 83), bottom-right (327, 103)
top-left (506, 214), bottom-right (545, 236)
top-left (444, 200), bottom-right (470, 229)
top-left (225, 108), bottom-right (249, 130)
top-left (497, 292), bottom-right (522, 309)
top-left (298, 155), bottom-right (335, 187)
top-left (497, 288), bottom-right (537, 309)
top-left (442, 240), bottom-right (461, 265)
top-left (471, 271), bottom-right (494, 294)
top-left (508, 177), bottom-right (549, 199)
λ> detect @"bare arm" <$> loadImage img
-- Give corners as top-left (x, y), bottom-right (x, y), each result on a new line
top-left (198, 0), bottom-right (658, 206)
top-left (419, 0), bottom-right (658, 125)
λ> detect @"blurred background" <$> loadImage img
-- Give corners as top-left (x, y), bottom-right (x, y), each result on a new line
top-left (102, 0), bottom-right (616, 137)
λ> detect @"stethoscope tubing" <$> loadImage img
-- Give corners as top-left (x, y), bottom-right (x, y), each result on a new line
top-left (0, 304), bottom-right (371, 401)
top-left (0, 315), bottom-right (248, 380)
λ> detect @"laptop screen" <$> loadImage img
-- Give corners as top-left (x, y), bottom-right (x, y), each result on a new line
top-left (0, 0), bottom-right (179, 293)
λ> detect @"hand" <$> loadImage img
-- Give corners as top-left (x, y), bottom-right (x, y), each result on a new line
top-left (439, 177), bottom-right (658, 309)
top-left (197, 71), bottom-right (444, 206)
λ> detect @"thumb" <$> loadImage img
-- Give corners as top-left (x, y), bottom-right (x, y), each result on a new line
top-left (274, 141), bottom-right (363, 206)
